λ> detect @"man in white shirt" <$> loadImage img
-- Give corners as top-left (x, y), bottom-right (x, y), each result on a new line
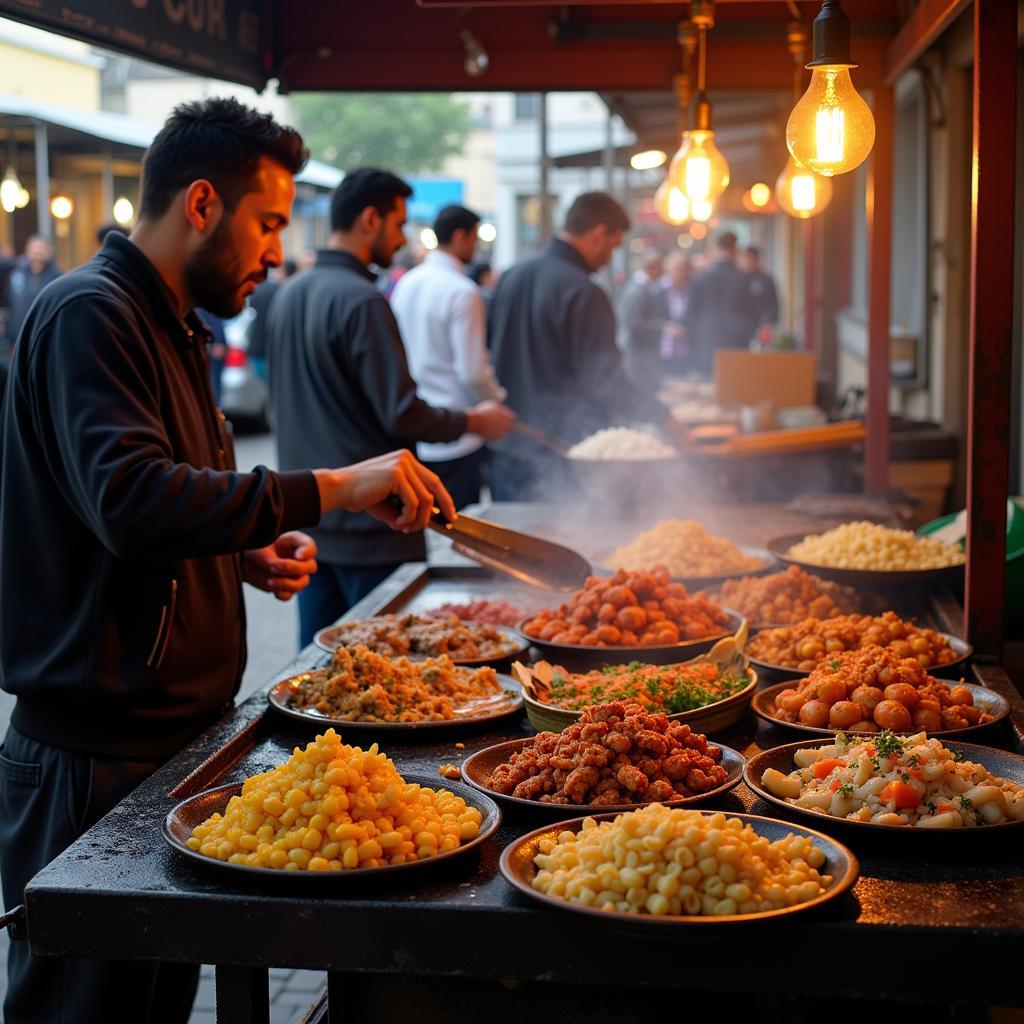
top-left (392, 205), bottom-right (507, 508)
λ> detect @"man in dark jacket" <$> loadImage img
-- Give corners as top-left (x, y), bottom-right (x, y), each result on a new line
top-left (0, 234), bottom-right (61, 347)
top-left (683, 231), bottom-right (759, 376)
top-left (267, 168), bottom-right (514, 646)
top-left (0, 99), bottom-right (453, 1024)
top-left (740, 244), bottom-right (780, 330)
top-left (488, 192), bottom-right (684, 499)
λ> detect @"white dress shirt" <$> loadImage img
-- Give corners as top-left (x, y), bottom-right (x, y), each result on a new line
top-left (391, 249), bottom-right (506, 461)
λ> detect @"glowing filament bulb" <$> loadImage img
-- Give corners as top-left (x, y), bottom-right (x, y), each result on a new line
top-left (775, 155), bottom-right (833, 219)
top-left (667, 129), bottom-right (730, 205)
top-left (653, 180), bottom-right (690, 225)
top-left (787, 66), bottom-right (874, 176)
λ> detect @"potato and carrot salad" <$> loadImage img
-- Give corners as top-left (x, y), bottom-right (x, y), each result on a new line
top-left (761, 730), bottom-right (1024, 828)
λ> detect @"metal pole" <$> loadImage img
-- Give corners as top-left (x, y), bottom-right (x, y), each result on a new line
top-left (538, 92), bottom-right (551, 242)
top-left (101, 145), bottom-right (114, 224)
top-left (33, 120), bottom-right (50, 241)
top-left (964, 0), bottom-right (1017, 662)
top-left (603, 106), bottom-right (615, 193)
top-left (865, 84), bottom-right (893, 494)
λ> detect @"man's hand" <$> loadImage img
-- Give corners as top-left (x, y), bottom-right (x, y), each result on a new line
top-left (243, 531), bottom-right (318, 602)
top-left (314, 449), bottom-right (456, 533)
top-left (466, 400), bottom-right (516, 441)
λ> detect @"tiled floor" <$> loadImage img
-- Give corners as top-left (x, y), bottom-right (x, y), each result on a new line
top-left (0, 431), bottom-right (326, 1021)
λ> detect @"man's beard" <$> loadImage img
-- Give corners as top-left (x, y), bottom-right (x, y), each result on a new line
top-left (184, 218), bottom-right (254, 318)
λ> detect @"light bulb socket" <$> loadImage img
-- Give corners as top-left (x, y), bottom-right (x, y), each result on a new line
top-left (677, 19), bottom-right (699, 54)
top-left (689, 0), bottom-right (715, 31)
top-left (689, 92), bottom-right (713, 132)
top-left (806, 0), bottom-right (856, 69)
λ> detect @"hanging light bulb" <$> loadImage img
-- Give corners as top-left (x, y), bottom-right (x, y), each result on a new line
top-left (0, 168), bottom-right (22, 214)
top-left (667, 95), bottom-right (730, 204)
top-left (775, 155), bottom-right (834, 218)
top-left (653, 179), bottom-right (690, 225)
top-left (786, 1), bottom-right (875, 176)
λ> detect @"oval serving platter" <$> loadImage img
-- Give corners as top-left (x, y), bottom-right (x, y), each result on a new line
top-left (268, 672), bottom-right (523, 733)
top-left (750, 680), bottom-right (1009, 739)
top-left (163, 773), bottom-right (501, 881)
top-left (499, 808), bottom-right (858, 925)
top-left (744, 737), bottom-right (1024, 836)
top-left (461, 738), bottom-right (745, 818)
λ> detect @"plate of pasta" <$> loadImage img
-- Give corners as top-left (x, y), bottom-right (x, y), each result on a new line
top-left (745, 731), bottom-right (1024, 833)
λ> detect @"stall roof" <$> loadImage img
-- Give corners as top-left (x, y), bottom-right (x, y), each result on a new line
top-left (0, 93), bottom-right (344, 189)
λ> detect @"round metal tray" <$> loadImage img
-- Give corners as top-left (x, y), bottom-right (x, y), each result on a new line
top-left (750, 680), bottom-right (1010, 738)
top-left (766, 533), bottom-right (965, 590)
top-left (163, 773), bottom-right (501, 881)
top-left (500, 809), bottom-right (859, 924)
top-left (518, 609), bottom-right (747, 672)
top-left (268, 672), bottom-right (523, 733)
top-left (747, 632), bottom-right (973, 683)
top-left (744, 737), bottom-right (1024, 836)
top-left (314, 618), bottom-right (529, 666)
top-left (461, 738), bottom-right (744, 818)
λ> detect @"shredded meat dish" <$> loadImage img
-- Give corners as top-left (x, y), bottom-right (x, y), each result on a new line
top-left (324, 613), bottom-right (517, 660)
top-left (488, 701), bottom-right (727, 805)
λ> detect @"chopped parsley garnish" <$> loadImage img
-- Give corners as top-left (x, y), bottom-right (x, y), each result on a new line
top-left (907, 754), bottom-right (920, 768)
top-left (829, 658), bottom-right (841, 670)
top-left (927, 801), bottom-right (937, 815)
top-left (959, 796), bottom-right (973, 810)
top-left (951, 750), bottom-right (967, 763)
top-left (874, 731), bottom-right (905, 759)
top-left (900, 772), bottom-right (911, 784)
top-left (837, 782), bottom-right (855, 798)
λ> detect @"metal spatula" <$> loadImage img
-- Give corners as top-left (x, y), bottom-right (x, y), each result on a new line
top-left (428, 510), bottom-right (591, 592)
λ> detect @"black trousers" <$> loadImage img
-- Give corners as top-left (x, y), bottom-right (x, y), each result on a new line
top-left (0, 727), bottom-right (200, 1024)
top-left (424, 448), bottom-right (487, 511)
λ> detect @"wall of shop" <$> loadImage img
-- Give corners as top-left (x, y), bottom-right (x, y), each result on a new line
top-left (0, 18), bottom-right (102, 110)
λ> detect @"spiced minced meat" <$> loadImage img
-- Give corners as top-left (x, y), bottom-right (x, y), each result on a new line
top-left (289, 645), bottom-right (503, 723)
top-left (487, 701), bottom-right (727, 805)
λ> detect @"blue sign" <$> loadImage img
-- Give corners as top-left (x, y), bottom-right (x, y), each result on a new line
top-left (407, 179), bottom-right (464, 223)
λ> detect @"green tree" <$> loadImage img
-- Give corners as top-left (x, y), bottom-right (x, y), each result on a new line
top-left (292, 93), bottom-right (474, 176)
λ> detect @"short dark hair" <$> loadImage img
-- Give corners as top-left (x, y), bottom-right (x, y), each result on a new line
top-left (716, 231), bottom-right (739, 253)
top-left (744, 245), bottom-right (761, 258)
top-left (433, 204), bottom-right (480, 245)
top-left (330, 168), bottom-right (412, 232)
top-left (139, 97), bottom-right (308, 220)
top-left (282, 258), bottom-right (298, 277)
top-left (96, 222), bottom-right (128, 245)
top-left (467, 261), bottom-right (492, 287)
top-left (563, 192), bottom-right (630, 235)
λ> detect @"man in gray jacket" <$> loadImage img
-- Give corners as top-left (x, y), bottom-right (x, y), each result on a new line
top-left (488, 192), bottom-right (684, 499)
top-left (268, 168), bottom-right (514, 645)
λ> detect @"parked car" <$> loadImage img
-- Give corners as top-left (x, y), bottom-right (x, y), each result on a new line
top-left (219, 307), bottom-right (269, 431)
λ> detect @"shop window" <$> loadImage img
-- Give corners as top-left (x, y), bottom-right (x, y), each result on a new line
top-left (514, 94), bottom-right (540, 121)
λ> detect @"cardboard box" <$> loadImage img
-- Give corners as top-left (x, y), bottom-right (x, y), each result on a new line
top-left (714, 351), bottom-right (817, 408)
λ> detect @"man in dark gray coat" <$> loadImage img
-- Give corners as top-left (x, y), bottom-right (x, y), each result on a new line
top-left (488, 192), bottom-right (684, 499)
top-left (619, 248), bottom-right (669, 392)
top-left (683, 231), bottom-right (759, 376)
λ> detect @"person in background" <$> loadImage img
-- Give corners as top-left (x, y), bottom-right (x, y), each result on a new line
top-left (488, 192), bottom-right (688, 499)
top-left (660, 252), bottom-right (692, 375)
top-left (468, 260), bottom-right (498, 325)
top-left (1, 235), bottom-right (61, 348)
top-left (683, 231), bottom-right (759, 377)
top-left (392, 205), bottom-right (506, 509)
top-left (0, 97), bottom-right (454, 1024)
top-left (740, 244), bottom-right (780, 330)
top-left (267, 168), bottom-right (514, 647)
top-left (247, 257), bottom-right (296, 381)
top-left (618, 248), bottom-right (668, 393)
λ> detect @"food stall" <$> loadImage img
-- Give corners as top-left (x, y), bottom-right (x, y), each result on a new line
top-left (0, 1), bottom-right (1019, 1021)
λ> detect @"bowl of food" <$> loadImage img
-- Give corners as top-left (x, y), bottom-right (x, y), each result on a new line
top-left (513, 630), bottom-right (755, 735)
top-left (746, 731), bottom-right (1024, 833)
top-left (461, 700), bottom-right (744, 816)
top-left (767, 522), bottom-right (965, 589)
top-left (709, 565), bottom-right (865, 629)
top-left (598, 518), bottom-right (775, 589)
top-left (750, 644), bottom-right (1007, 737)
top-left (745, 611), bottom-right (971, 680)
top-left (519, 566), bottom-right (744, 670)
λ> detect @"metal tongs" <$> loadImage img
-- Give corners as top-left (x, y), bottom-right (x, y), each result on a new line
top-left (429, 509), bottom-right (590, 592)
top-left (510, 422), bottom-right (571, 458)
